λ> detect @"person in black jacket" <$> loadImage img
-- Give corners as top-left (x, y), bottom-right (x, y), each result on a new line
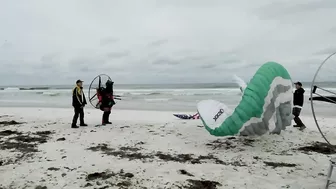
top-left (71, 79), bottom-right (88, 128)
top-left (96, 80), bottom-right (115, 125)
top-left (293, 82), bottom-right (305, 130)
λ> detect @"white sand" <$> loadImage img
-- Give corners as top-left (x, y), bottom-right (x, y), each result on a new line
top-left (0, 107), bottom-right (336, 189)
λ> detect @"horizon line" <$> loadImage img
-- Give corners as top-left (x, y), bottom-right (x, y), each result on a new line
top-left (0, 80), bottom-right (334, 87)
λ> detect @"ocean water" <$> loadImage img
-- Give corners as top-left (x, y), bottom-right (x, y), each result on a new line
top-left (0, 83), bottom-right (335, 114)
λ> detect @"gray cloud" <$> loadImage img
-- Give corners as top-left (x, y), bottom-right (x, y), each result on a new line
top-left (40, 52), bottom-right (61, 64)
top-left (99, 37), bottom-right (118, 46)
top-left (1, 0), bottom-right (336, 85)
top-left (152, 58), bottom-right (180, 65)
top-left (199, 64), bottom-right (217, 69)
top-left (329, 27), bottom-right (336, 33)
top-left (147, 39), bottom-right (168, 47)
top-left (105, 51), bottom-right (129, 59)
top-left (0, 40), bottom-right (12, 49)
top-left (256, 0), bottom-right (336, 19)
top-left (314, 47), bottom-right (336, 56)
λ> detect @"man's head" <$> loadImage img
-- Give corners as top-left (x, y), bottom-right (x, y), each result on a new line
top-left (76, 79), bottom-right (83, 87)
top-left (294, 82), bottom-right (302, 89)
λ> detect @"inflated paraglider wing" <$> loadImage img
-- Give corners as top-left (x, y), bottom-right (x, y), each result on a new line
top-left (197, 62), bottom-right (293, 136)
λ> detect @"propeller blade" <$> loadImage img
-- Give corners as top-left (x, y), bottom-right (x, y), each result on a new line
top-left (98, 76), bottom-right (101, 88)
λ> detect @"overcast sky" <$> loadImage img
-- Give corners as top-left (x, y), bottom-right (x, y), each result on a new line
top-left (1, 0), bottom-right (336, 85)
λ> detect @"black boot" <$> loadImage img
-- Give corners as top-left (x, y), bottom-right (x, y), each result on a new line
top-left (102, 112), bottom-right (108, 125)
top-left (106, 112), bottom-right (112, 124)
top-left (72, 114), bottom-right (79, 128)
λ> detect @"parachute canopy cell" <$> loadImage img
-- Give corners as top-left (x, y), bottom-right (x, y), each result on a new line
top-left (197, 62), bottom-right (293, 136)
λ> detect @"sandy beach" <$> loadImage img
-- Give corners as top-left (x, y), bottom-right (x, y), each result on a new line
top-left (0, 107), bottom-right (336, 189)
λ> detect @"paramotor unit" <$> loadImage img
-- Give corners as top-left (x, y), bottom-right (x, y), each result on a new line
top-left (88, 74), bottom-right (121, 109)
top-left (310, 51), bottom-right (336, 146)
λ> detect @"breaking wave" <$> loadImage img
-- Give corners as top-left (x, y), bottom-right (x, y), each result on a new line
top-left (35, 91), bottom-right (61, 96)
top-left (144, 98), bottom-right (171, 102)
top-left (3, 87), bottom-right (20, 91)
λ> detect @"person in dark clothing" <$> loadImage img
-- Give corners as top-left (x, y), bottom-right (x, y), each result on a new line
top-left (96, 80), bottom-right (115, 125)
top-left (293, 81), bottom-right (306, 130)
top-left (71, 79), bottom-right (88, 128)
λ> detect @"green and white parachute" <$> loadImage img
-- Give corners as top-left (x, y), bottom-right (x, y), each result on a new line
top-left (197, 62), bottom-right (293, 136)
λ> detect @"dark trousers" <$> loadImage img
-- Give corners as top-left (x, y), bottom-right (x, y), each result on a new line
top-left (292, 107), bottom-right (304, 126)
top-left (102, 111), bottom-right (111, 124)
top-left (72, 107), bottom-right (84, 126)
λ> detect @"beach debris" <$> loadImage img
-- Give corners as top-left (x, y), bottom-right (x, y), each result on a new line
top-left (263, 161), bottom-right (297, 168)
top-left (35, 186), bottom-right (47, 189)
top-left (85, 169), bottom-right (135, 188)
top-left (87, 144), bottom-right (151, 160)
top-left (84, 183), bottom-right (93, 187)
top-left (0, 130), bottom-right (22, 136)
top-left (0, 120), bottom-right (23, 126)
top-left (86, 171), bottom-right (115, 181)
top-left (178, 169), bottom-right (194, 177)
top-left (56, 137), bottom-right (66, 141)
top-left (123, 172), bottom-right (134, 178)
top-left (0, 130), bottom-right (54, 165)
top-left (119, 146), bottom-right (140, 152)
top-left (135, 141), bottom-right (145, 145)
top-left (9, 134), bottom-right (48, 144)
top-left (253, 156), bottom-right (260, 160)
top-left (87, 143), bottom-right (246, 166)
top-left (35, 131), bottom-right (54, 135)
top-left (47, 167), bottom-right (60, 171)
top-left (206, 137), bottom-right (255, 150)
top-left (183, 179), bottom-right (221, 189)
top-left (64, 166), bottom-right (76, 171)
top-left (297, 141), bottom-right (336, 154)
